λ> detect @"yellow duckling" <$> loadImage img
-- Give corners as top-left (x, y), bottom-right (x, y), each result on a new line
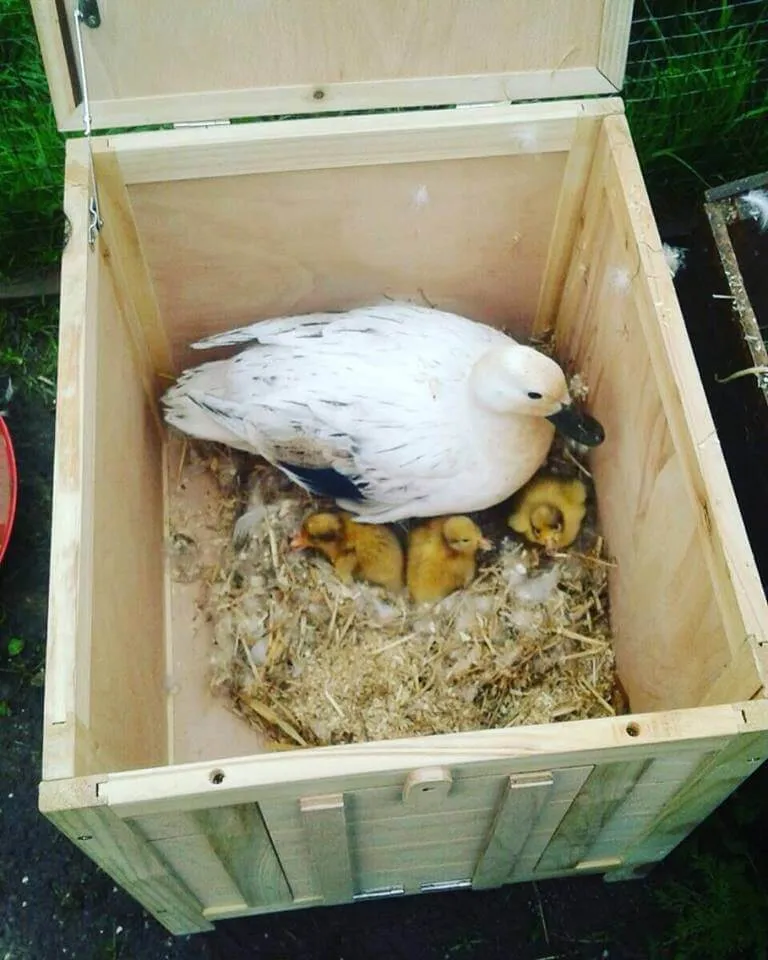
top-left (290, 511), bottom-right (404, 592)
top-left (507, 474), bottom-right (588, 552)
top-left (406, 516), bottom-right (492, 604)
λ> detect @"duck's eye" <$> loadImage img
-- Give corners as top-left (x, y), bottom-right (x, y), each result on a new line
top-left (527, 391), bottom-right (543, 400)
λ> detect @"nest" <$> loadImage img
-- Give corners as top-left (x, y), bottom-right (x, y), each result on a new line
top-left (167, 428), bottom-right (625, 750)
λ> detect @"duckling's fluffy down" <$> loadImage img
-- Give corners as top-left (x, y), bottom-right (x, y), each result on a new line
top-left (168, 438), bottom-right (622, 748)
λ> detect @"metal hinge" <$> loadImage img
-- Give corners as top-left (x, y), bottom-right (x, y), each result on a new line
top-left (420, 879), bottom-right (472, 893)
top-left (172, 119), bottom-right (232, 129)
top-left (353, 885), bottom-right (405, 902)
top-left (78, 0), bottom-right (101, 29)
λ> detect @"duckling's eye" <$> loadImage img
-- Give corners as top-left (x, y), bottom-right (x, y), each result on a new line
top-left (314, 530), bottom-right (338, 542)
top-left (527, 391), bottom-right (543, 400)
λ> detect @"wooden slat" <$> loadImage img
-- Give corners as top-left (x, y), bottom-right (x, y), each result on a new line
top-left (578, 752), bottom-right (717, 864)
top-left (607, 726), bottom-right (768, 879)
top-left (28, 0), bottom-right (77, 128)
top-left (536, 760), bottom-right (651, 873)
top-left (42, 140), bottom-right (97, 782)
top-left (599, 115), bottom-right (768, 703)
top-left (259, 802), bottom-right (317, 903)
top-left (43, 137), bottom-right (168, 779)
top-left (149, 834), bottom-right (247, 914)
top-left (300, 794), bottom-right (355, 903)
top-left (355, 837), bottom-right (484, 878)
top-left (533, 110), bottom-right (604, 334)
top-left (473, 773), bottom-right (554, 889)
top-left (99, 706), bottom-right (751, 819)
top-left (39, 780), bottom-right (211, 935)
top-left (94, 153), bottom-right (174, 389)
top-left (554, 115), bottom-right (767, 713)
top-left (512, 766), bottom-right (594, 878)
top-left (109, 100), bottom-right (622, 186)
top-left (597, 0), bottom-right (635, 88)
top-left (196, 804), bottom-right (292, 907)
top-left (37, 1), bottom-right (627, 131)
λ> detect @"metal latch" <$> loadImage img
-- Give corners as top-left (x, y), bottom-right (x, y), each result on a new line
top-left (73, 2), bottom-right (103, 245)
top-left (78, 0), bottom-right (101, 29)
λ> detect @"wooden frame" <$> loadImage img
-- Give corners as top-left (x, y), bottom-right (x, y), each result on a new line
top-left (39, 96), bottom-right (768, 934)
top-left (31, 0), bottom-right (634, 132)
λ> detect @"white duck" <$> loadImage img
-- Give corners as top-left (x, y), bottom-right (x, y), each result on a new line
top-left (162, 302), bottom-right (604, 523)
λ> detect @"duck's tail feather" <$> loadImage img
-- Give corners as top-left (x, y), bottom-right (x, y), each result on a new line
top-left (162, 364), bottom-right (255, 451)
top-left (277, 463), bottom-right (366, 502)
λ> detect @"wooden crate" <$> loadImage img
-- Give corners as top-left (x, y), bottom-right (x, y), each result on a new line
top-left (32, 0), bottom-right (768, 935)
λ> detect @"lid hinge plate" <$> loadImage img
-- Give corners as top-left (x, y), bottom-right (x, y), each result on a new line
top-left (77, 0), bottom-right (101, 29)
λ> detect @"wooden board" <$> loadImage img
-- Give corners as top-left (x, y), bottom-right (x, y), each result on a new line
top-left (554, 116), bottom-right (768, 712)
top-left (97, 705), bottom-right (751, 819)
top-left (44, 139), bottom-right (169, 780)
top-left (163, 435), bottom-right (270, 766)
top-left (42, 140), bottom-right (98, 781)
top-left (128, 151), bottom-right (565, 373)
top-left (32, 0), bottom-right (633, 132)
top-left (39, 778), bottom-right (212, 935)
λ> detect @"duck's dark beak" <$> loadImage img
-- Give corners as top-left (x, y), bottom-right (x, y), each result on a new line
top-left (546, 404), bottom-right (605, 447)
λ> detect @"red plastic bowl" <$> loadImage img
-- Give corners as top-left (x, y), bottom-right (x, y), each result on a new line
top-left (0, 417), bottom-right (17, 565)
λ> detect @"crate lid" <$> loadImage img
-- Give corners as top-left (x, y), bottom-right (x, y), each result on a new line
top-left (32, 0), bottom-right (634, 134)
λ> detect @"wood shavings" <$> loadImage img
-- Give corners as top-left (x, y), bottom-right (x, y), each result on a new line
top-left (166, 427), bottom-right (621, 750)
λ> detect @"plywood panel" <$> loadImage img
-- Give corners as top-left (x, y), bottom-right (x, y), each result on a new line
top-left (554, 119), bottom-right (757, 712)
top-left (164, 436), bottom-right (270, 766)
top-left (41, 0), bottom-right (631, 130)
top-left (128, 153), bottom-right (567, 373)
top-left (84, 232), bottom-right (168, 775)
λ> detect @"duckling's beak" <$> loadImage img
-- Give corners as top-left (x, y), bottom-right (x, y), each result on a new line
top-left (479, 536), bottom-right (493, 552)
top-left (541, 534), bottom-right (560, 554)
top-left (546, 404), bottom-right (605, 447)
top-left (290, 531), bottom-right (311, 550)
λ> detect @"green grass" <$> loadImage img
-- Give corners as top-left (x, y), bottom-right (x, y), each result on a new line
top-left (0, 300), bottom-right (58, 403)
top-left (625, 0), bottom-right (768, 202)
top-left (0, 0), bottom-right (65, 283)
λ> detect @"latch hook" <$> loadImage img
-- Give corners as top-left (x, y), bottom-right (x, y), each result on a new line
top-left (73, 4), bottom-right (103, 247)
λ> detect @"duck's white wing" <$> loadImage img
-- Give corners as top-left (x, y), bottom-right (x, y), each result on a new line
top-left (190, 301), bottom-right (504, 353)
top-left (165, 302), bottom-right (510, 516)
